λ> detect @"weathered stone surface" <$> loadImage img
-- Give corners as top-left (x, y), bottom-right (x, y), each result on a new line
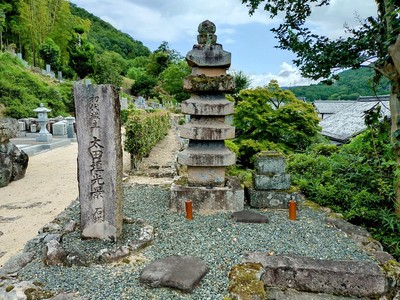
top-left (180, 123), bottom-right (235, 140)
top-left (186, 44), bottom-right (231, 68)
top-left (253, 173), bottom-right (291, 190)
top-left (43, 240), bottom-right (67, 266)
top-left (326, 217), bottom-right (371, 237)
top-left (181, 96), bottom-right (234, 116)
top-left (63, 220), bottom-right (79, 233)
top-left (129, 224), bottom-right (154, 252)
top-left (140, 256), bottom-right (208, 292)
top-left (66, 251), bottom-right (90, 267)
top-left (178, 142), bottom-right (235, 167)
top-left (183, 74), bottom-right (235, 93)
top-left (0, 280), bottom-right (52, 300)
top-left (0, 142), bottom-right (28, 188)
top-left (0, 118), bottom-right (18, 143)
top-left (244, 254), bottom-right (388, 298)
top-left (0, 252), bottom-right (35, 276)
top-left (74, 84), bottom-right (123, 241)
top-left (0, 142), bottom-right (13, 187)
top-left (10, 144), bottom-right (28, 181)
top-left (231, 210), bottom-right (269, 223)
top-left (98, 246), bottom-right (130, 263)
top-left (171, 177), bottom-right (244, 212)
top-left (187, 166), bottom-right (225, 187)
top-left (265, 287), bottom-right (366, 300)
top-left (255, 151), bottom-right (286, 175)
top-left (248, 188), bottom-right (301, 209)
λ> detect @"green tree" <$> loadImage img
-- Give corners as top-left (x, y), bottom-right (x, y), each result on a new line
top-left (234, 81), bottom-right (321, 167)
top-left (68, 27), bottom-right (94, 79)
top-left (38, 37), bottom-right (61, 70)
top-left (158, 60), bottom-right (191, 102)
top-left (0, 8), bottom-right (5, 49)
top-left (146, 50), bottom-right (171, 77)
top-left (131, 72), bottom-right (157, 98)
top-left (93, 51), bottom-right (125, 86)
top-left (242, 0), bottom-right (400, 213)
top-left (126, 66), bottom-right (147, 81)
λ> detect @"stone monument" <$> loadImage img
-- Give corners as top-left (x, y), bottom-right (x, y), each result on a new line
top-left (170, 20), bottom-right (244, 212)
top-left (73, 83), bottom-right (123, 241)
top-left (247, 151), bottom-right (301, 208)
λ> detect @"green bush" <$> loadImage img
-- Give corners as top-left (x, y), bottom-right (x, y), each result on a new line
top-left (124, 109), bottom-right (170, 170)
top-left (287, 119), bottom-right (400, 259)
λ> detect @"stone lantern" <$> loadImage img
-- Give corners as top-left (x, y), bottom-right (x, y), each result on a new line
top-left (170, 20), bottom-right (244, 213)
top-left (33, 103), bottom-right (52, 142)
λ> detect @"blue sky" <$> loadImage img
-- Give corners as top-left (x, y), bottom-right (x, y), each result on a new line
top-left (71, 0), bottom-right (377, 87)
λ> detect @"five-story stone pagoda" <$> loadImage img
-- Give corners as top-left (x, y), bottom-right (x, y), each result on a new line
top-left (170, 20), bottom-right (244, 212)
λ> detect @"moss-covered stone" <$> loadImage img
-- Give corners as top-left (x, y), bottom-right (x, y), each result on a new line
top-left (5, 285), bottom-right (14, 292)
top-left (228, 263), bottom-right (266, 300)
top-left (183, 74), bottom-right (235, 93)
top-left (24, 287), bottom-right (54, 300)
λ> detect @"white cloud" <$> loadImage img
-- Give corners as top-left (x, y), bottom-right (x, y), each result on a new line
top-left (247, 62), bottom-right (318, 88)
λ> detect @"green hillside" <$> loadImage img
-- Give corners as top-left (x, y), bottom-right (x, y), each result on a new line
top-left (0, 52), bottom-right (73, 119)
top-left (69, 4), bottom-right (150, 59)
top-left (288, 68), bottom-right (390, 101)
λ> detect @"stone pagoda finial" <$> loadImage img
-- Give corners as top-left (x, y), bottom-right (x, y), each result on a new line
top-left (197, 20), bottom-right (217, 45)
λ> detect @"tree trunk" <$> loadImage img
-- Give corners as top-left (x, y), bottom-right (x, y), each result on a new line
top-left (390, 81), bottom-right (400, 216)
top-left (389, 35), bottom-right (400, 216)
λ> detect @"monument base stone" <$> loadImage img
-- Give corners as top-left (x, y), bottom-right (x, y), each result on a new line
top-left (247, 188), bottom-right (302, 209)
top-left (170, 177), bottom-right (244, 212)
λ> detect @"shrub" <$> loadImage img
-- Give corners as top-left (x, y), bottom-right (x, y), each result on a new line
top-left (287, 120), bottom-right (400, 259)
top-left (124, 109), bottom-right (170, 170)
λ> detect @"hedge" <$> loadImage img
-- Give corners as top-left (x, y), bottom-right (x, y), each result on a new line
top-left (124, 109), bottom-right (170, 170)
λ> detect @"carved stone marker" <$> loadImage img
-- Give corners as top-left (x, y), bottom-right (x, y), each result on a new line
top-left (73, 84), bottom-right (123, 241)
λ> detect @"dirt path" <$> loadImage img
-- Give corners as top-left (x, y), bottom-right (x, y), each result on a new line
top-left (0, 119), bottom-right (181, 267)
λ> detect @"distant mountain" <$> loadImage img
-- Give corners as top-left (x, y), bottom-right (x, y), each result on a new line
top-left (70, 3), bottom-right (151, 59)
top-left (287, 68), bottom-right (390, 101)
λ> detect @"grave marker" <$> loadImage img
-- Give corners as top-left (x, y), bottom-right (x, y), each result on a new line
top-left (73, 83), bottom-right (123, 241)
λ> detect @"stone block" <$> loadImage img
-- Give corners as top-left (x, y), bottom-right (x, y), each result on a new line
top-left (243, 254), bottom-right (388, 298)
top-left (253, 173), bottom-right (291, 190)
top-left (255, 151), bottom-right (286, 175)
top-left (178, 144), bottom-right (235, 167)
top-left (186, 44), bottom-right (231, 68)
top-left (170, 177), bottom-right (244, 212)
top-left (188, 166), bottom-right (225, 187)
top-left (52, 121), bottom-right (67, 136)
top-left (181, 95), bottom-right (234, 116)
top-left (74, 84), bottom-right (123, 241)
top-left (30, 123), bottom-right (37, 133)
top-left (179, 123), bottom-right (235, 140)
top-left (247, 188), bottom-right (300, 209)
top-left (183, 74), bottom-right (235, 93)
top-left (140, 256), bottom-right (209, 292)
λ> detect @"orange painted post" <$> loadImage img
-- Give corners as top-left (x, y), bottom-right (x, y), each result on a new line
top-left (185, 200), bottom-right (193, 220)
top-left (289, 200), bottom-right (296, 221)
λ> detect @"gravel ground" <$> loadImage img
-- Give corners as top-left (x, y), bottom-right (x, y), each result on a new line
top-left (18, 184), bottom-right (373, 300)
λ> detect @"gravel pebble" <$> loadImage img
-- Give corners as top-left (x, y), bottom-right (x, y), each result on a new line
top-left (18, 184), bottom-right (373, 299)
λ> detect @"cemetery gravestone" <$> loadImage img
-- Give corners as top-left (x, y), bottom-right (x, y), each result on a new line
top-left (73, 84), bottom-right (123, 241)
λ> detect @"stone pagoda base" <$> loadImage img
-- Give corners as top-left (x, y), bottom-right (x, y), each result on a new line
top-left (170, 177), bottom-right (244, 213)
top-left (247, 188), bottom-right (302, 209)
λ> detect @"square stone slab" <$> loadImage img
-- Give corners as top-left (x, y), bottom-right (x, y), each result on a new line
top-left (231, 210), bottom-right (269, 223)
top-left (140, 256), bottom-right (208, 292)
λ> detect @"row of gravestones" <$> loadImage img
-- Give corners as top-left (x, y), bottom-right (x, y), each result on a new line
top-left (18, 117), bottom-right (76, 139)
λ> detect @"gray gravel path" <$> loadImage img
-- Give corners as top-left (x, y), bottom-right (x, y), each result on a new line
top-left (17, 184), bottom-right (373, 299)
